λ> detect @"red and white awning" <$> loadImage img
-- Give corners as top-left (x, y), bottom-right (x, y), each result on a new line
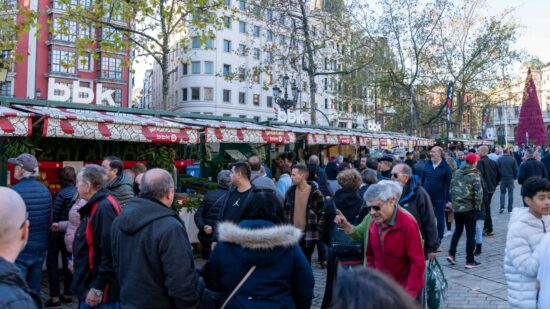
top-left (13, 105), bottom-right (200, 144)
top-left (169, 118), bottom-right (296, 144)
top-left (0, 105), bottom-right (32, 137)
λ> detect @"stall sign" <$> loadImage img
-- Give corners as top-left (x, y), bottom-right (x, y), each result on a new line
top-left (338, 136), bottom-right (355, 144)
top-left (367, 121), bottom-right (382, 132)
top-left (277, 110), bottom-right (309, 124)
top-left (48, 78), bottom-right (116, 106)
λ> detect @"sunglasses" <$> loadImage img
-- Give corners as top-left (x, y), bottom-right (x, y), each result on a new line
top-left (366, 205), bottom-right (382, 212)
top-left (19, 212), bottom-right (28, 230)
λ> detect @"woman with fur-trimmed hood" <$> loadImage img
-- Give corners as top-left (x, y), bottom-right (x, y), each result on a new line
top-left (202, 190), bottom-right (315, 309)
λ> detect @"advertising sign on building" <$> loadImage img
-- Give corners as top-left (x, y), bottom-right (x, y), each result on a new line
top-left (47, 78), bottom-right (116, 106)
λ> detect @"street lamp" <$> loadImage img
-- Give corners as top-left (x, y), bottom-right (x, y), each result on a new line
top-left (273, 74), bottom-right (299, 111)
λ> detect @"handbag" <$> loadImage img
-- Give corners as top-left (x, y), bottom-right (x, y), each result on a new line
top-left (327, 200), bottom-right (363, 258)
top-left (424, 259), bottom-right (448, 309)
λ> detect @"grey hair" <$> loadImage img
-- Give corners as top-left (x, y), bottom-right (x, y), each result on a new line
top-left (141, 169), bottom-right (174, 200)
top-left (395, 164), bottom-right (412, 177)
top-left (217, 170), bottom-right (232, 188)
top-left (78, 164), bottom-right (107, 190)
top-left (363, 180), bottom-right (403, 203)
top-left (362, 168), bottom-right (378, 185)
top-left (308, 155), bottom-right (320, 166)
top-left (457, 150), bottom-right (464, 156)
top-left (525, 150), bottom-right (535, 158)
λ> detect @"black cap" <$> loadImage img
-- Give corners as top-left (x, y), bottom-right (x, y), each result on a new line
top-left (377, 155), bottom-right (394, 163)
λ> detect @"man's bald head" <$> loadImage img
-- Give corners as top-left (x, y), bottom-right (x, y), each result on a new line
top-left (478, 145), bottom-right (489, 156)
top-left (308, 155), bottom-right (320, 166)
top-left (0, 188), bottom-right (28, 258)
top-left (248, 155), bottom-right (261, 172)
top-left (141, 168), bottom-right (175, 206)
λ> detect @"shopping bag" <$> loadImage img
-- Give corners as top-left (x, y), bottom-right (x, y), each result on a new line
top-left (425, 259), bottom-right (448, 309)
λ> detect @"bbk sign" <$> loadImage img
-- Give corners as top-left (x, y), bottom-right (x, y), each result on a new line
top-left (47, 78), bottom-right (116, 106)
top-left (277, 110), bottom-right (309, 124)
top-left (367, 120), bottom-right (382, 132)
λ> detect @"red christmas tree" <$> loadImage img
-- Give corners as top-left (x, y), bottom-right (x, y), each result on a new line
top-left (516, 68), bottom-right (548, 145)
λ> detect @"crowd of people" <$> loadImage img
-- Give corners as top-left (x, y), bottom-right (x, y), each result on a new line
top-left (3, 143), bottom-right (550, 308)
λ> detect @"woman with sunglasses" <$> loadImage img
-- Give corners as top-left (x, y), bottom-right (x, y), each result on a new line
top-left (334, 180), bottom-right (425, 299)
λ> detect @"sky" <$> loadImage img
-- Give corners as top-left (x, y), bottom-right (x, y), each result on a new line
top-left (132, 0), bottom-right (550, 92)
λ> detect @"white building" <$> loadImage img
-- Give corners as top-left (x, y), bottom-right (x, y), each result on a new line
top-left (150, 0), bottom-right (374, 128)
top-left (492, 63), bottom-right (550, 143)
top-left (140, 69), bottom-right (153, 109)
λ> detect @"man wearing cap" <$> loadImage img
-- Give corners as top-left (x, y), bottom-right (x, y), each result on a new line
top-left (377, 155), bottom-right (394, 180)
top-left (9, 153), bottom-right (52, 295)
top-left (447, 153), bottom-right (483, 269)
top-left (404, 152), bottom-right (417, 168)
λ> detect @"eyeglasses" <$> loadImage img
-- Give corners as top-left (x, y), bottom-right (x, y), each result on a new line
top-left (19, 212), bottom-right (28, 230)
top-left (366, 205), bottom-right (382, 212)
top-left (391, 173), bottom-right (406, 178)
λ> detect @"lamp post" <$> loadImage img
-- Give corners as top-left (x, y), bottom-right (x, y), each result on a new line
top-left (273, 75), bottom-right (299, 111)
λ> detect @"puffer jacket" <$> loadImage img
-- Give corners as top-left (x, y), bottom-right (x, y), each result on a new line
top-left (194, 186), bottom-right (229, 235)
top-left (0, 257), bottom-right (41, 309)
top-left (11, 177), bottom-right (52, 252)
top-left (504, 207), bottom-right (550, 309)
top-left (202, 220), bottom-right (314, 309)
top-left (106, 174), bottom-right (134, 206)
top-left (58, 198), bottom-right (86, 253)
top-left (52, 185), bottom-right (76, 222)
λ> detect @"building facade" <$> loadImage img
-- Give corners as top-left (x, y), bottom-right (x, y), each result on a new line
top-left (150, 0), bottom-right (375, 128)
top-left (492, 64), bottom-right (550, 144)
top-left (1, 0), bottom-right (131, 107)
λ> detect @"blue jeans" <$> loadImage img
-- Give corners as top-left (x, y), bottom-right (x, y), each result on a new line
top-left (475, 219), bottom-right (484, 244)
top-left (79, 301), bottom-right (119, 309)
top-left (432, 199), bottom-right (446, 242)
top-left (15, 250), bottom-right (47, 295)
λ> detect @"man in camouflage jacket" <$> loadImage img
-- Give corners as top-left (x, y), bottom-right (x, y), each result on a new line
top-left (447, 153), bottom-right (484, 268)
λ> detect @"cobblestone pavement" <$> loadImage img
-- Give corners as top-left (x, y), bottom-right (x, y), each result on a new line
top-left (40, 183), bottom-right (518, 309)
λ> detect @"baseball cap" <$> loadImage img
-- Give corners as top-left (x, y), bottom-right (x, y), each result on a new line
top-left (8, 153), bottom-right (38, 173)
top-left (378, 155), bottom-right (394, 163)
top-left (465, 153), bottom-right (480, 165)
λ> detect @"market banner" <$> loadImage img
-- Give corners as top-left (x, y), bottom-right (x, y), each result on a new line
top-left (306, 133), bottom-right (356, 145)
top-left (0, 105), bottom-right (32, 137)
top-left (205, 127), bottom-right (295, 144)
top-left (13, 105), bottom-right (200, 144)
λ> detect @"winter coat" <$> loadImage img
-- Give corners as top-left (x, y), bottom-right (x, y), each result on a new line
top-left (477, 156), bottom-right (501, 193)
top-left (497, 154), bottom-right (518, 180)
top-left (276, 174), bottom-right (292, 198)
top-left (194, 186), bottom-right (229, 234)
top-left (541, 154), bottom-right (550, 180)
top-left (332, 188), bottom-right (362, 224)
top-left (504, 208), bottom-right (550, 309)
top-left (111, 196), bottom-right (200, 309)
top-left (52, 185), bottom-right (76, 222)
top-left (72, 189), bottom-right (120, 303)
top-left (202, 220), bottom-right (314, 309)
top-left (283, 182), bottom-right (324, 247)
top-left (413, 160), bottom-right (427, 178)
top-left (11, 177), bottom-right (52, 253)
top-left (0, 257), bottom-right (41, 309)
top-left (106, 174), bottom-right (134, 206)
top-left (366, 207), bottom-right (426, 297)
top-left (399, 179), bottom-right (439, 256)
top-left (58, 199), bottom-right (86, 253)
top-left (421, 159), bottom-right (452, 202)
top-left (450, 165), bottom-right (483, 213)
top-left (518, 159), bottom-right (548, 185)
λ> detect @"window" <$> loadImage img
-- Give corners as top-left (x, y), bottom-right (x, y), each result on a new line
top-left (267, 96), bottom-right (273, 107)
top-left (266, 9), bottom-right (273, 20)
top-left (497, 107), bottom-right (503, 120)
top-left (53, 19), bottom-right (77, 42)
top-left (223, 40), bottom-right (231, 52)
top-left (266, 52), bottom-right (273, 62)
top-left (267, 30), bottom-right (273, 42)
top-left (101, 56), bottom-right (122, 80)
top-left (253, 72), bottom-right (260, 83)
top-left (238, 0), bottom-right (245, 10)
top-left (239, 68), bottom-right (246, 80)
top-left (101, 27), bottom-right (119, 43)
top-left (253, 94), bottom-right (260, 106)
top-left (0, 81), bottom-right (12, 97)
top-left (279, 35), bottom-right (285, 45)
top-left (191, 87), bottom-right (200, 100)
top-left (191, 36), bottom-right (200, 48)
top-left (76, 81), bottom-right (91, 99)
top-left (223, 64), bottom-right (231, 76)
top-left (205, 39), bottom-right (214, 49)
top-left (252, 26), bottom-right (260, 37)
top-left (53, 0), bottom-right (77, 10)
top-left (253, 116), bottom-right (260, 122)
top-left (223, 113), bottom-right (231, 117)
top-left (204, 87), bottom-right (213, 101)
top-left (51, 50), bottom-right (75, 74)
top-left (224, 17), bottom-right (231, 29)
top-left (265, 74), bottom-right (272, 85)
top-left (239, 92), bottom-right (246, 104)
top-left (324, 78), bottom-right (328, 90)
top-left (239, 44), bottom-right (247, 56)
top-left (204, 61), bottom-right (213, 74)
top-left (253, 48), bottom-right (260, 60)
top-left (182, 88), bottom-right (188, 101)
top-left (239, 21), bottom-right (246, 33)
top-left (78, 53), bottom-right (92, 71)
top-left (182, 63), bottom-right (188, 75)
top-left (514, 106), bottom-right (519, 118)
top-left (279, 14), bottom-right (285, 25)
top-left (78, 23), bottom-right (93, 40)
top-left (102, 87), bottom-right (122, 105)
top-left (324, 98), bottom-right (328, 109)
top-left (223, 89), bottom-right (231, 103)
top-left (338, 122), bottom-right (347, 128)
top-left (224, 0), bottom-right (230, 5)
top-left (191, 61), bottom-right (201, 74)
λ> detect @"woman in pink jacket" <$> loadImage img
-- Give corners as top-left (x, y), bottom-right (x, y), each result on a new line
top-left (52, 198), bottom-right (87, 253)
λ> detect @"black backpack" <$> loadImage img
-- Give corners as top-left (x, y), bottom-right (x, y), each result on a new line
top-left (327, 199), bottom-right (363, 258)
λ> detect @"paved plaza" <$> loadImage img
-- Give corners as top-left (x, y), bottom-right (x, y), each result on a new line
top-left (40, 183), bottom-right (520, 309)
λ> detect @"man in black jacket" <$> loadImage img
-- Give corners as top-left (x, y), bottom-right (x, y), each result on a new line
top-left (392, 164), bottom-right (439, 259)
top-left (476, 146), bottom-right (500, 236)
top-left (194, 170), bottom-right (231, 259)
top-left (111, 169), bottom-right (200, 309)
top-left (518, 150), bottom-right (548, 186)
top-left (497, 148), bottom-right (518, 213)
top-left (0, 187), bottom-right (42, 309)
